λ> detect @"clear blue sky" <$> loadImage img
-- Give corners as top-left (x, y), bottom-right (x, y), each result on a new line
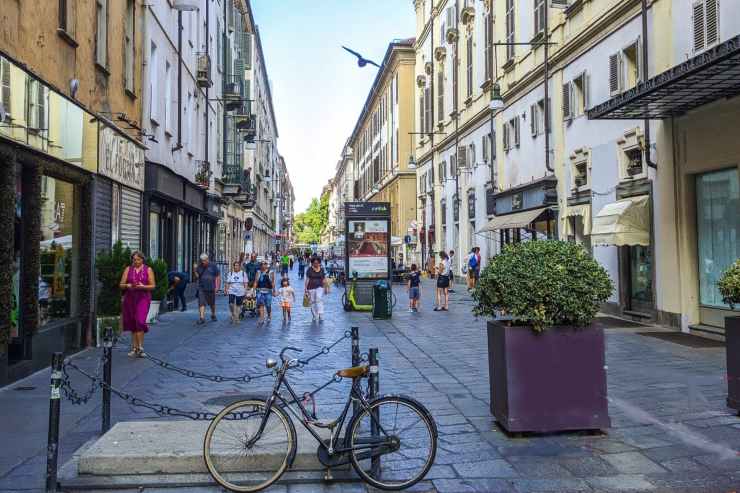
top-left (250, 1), bottom-right (416, 212)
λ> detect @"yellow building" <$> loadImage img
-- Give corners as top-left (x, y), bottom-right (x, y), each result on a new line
top-left (348, 39), bottom-right (417, 264)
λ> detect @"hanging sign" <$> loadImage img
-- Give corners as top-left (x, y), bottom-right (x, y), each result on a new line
top-left (98, 125), bottom-right (145, 191)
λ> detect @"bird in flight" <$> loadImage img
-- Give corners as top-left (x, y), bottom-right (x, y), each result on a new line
top-left (341, 46), bottom-right (381, 68)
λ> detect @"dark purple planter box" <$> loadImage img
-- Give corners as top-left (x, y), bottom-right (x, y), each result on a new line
top-left (727, 316), bottom-right (740, 414)
top-left (487, 321), bottom-right (611, 433)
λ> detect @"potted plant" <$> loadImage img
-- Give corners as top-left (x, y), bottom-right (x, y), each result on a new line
top-left (95, 242), bottom-right (132, 344)
top-left (718, 258), bottom-right (740, 414)
top-left (472, 240), bottom-right (614, 433)
top-left (145, 257), bottom-right (169, 324)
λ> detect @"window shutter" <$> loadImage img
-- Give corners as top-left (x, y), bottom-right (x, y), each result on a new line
top-left (503, 123), bottom-right (509, 151)
top-left (425, 87), bottom-right (432, 133)
top-left (530, 104), bottom-right (537, 136)
top-left (419, 95), bottom-right (425, 135)
top-left (514, 117), bottom-right (520, 147)
top-left (482, 134), bottom-right (489, 162)
top-left (609, 53), bottom-right (621, 94)
top-left (1, 58), bottom-right (10, 120)
top-left (693, 1), bottom-right (705, 52)
top-left (705, 0), bottom-right (719, 47)
top-left (437, 71), bottom-right (444, 121)
top-left (636, 36), bottom-right (643, 82)
top-left (562, 82), bottom-right (572, 120)
top-left (458, 145), bottom-right (467, 169)
top-left (583, 71), bottom-right (590, 110)
top-left (491, 131), bottom-right (496, 159)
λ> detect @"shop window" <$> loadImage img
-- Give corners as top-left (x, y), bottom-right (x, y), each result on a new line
top-left (149, 212), bottom-right (159, 259)
top-left (39, 176), bottom-right (76, 327)
top-left (696, 169), bottom-right (740, 308)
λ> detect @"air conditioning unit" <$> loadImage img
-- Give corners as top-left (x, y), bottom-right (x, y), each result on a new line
top-left (196, 54), bottom-right (211, 88)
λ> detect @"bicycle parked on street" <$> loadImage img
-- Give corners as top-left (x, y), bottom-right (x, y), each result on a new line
top-left (203, 346), bottom-right (438, 492)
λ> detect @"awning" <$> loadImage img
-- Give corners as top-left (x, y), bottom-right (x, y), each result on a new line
top-left (477, 207), bottom-right (549, 233)
top-left (591, 196), bottom-right (650, 247)
top-left (588, 35), bottom-right (740, 120)
top-left (563, 204), bottom-right (592, 236)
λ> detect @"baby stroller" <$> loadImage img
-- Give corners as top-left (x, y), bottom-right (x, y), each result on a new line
top-left (240, 289), bottom-right (258, 319)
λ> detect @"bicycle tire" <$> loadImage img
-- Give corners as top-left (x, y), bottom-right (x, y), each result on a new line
top-left (203, 399), bottom-right (296, 492)
top-left (347, 395), bottom-right (437, 490)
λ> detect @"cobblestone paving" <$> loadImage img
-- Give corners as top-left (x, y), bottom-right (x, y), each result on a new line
top-left (1, 270), bottom-right (739, 492)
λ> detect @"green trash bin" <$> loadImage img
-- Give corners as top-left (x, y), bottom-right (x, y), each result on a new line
top-left (372, 280), bottom-right (393, 319)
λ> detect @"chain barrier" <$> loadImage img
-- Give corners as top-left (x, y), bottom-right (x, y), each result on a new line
top-left (60, 351), bottom-right (108, 405)
top-left (140, 353), bottom-right (274, 383)
top-left (297, 330), bottom-right (352, 368)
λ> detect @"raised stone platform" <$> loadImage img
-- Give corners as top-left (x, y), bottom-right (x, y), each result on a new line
top-left (59, 420), bottom-right (356, 490)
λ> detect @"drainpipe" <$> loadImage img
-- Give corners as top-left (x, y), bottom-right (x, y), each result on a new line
top-left (173, 10), bottom-right (183, 152)
top-left (642, 0), bottom-right (656, 168)
top-left (454, 0), bottom-right (460, 245)
top-left (544, 4), bottom-right (553, 173)
top-left (428, 8), bottom-right (435, 265)
top-left (204, 1), bottom-right (209, 169)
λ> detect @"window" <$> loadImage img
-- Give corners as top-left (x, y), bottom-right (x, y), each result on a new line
top-left (624, 148), bottom-right (643, 177)
top-left (216, 20), bottom-right (223, 72)
top-left (418, 94), bottom-right (425, 141)
top-left (468, 143), bottom-right (475, 168)
top-left (438, 160), bottom-right (446, 183)
top-left (534, 0), bottom-right (546, 35)
top-left (696, 168), bottom-right (740, 308)
top-left (618, 129), bottom-right (646, 180)
top-left (437, 71), bottom-right (444, 122)
top-left (693, 0), bottom-right (720, 53)
top-left (95, 0), bottom-right (108, 67)
top-left (450, 155), bottom-right (457, 177)
top-left (505, 0), bottom-right (515, 61)
top-left (441, 200), bottom-right (447, 226)
top-left (149, 43), bottom-right (158, 123)
top-left (564, 71), bottom-right (589, 121)
top-left (530, 99), bottom-right (547, 136)
top-left (165, 61), bottom-right (172, 134)
top-left (490, 130), bottom-right (496, 160)
top-left (27, 79), bottom-right (47, 132)
top-left (482, 133), bottom-right (489, 163)
top-left (505, 117), bottom-right (520, 149)
top-left (424, 87), bottom-right (432, 134)
top-left (466, 35), bottom-right (473, 98)
top-left (468, 191), bottom-right (476, 220)
top-left (570, 148), bottom-right (591, 191)
top-left (610, 39), bottom-right (641, 95)
top-left (38, 177), bottom-right (77, 328)
top-left (484, 13), bottom-right (492, 80)
top-left (58, 0), bottom-right (75, 36)
top-left (124, 0), bottom-right (135, 93)
top-left (149, 212), bottom-right (159, 259)
top-left (1, 57), bottom-right (10, 122)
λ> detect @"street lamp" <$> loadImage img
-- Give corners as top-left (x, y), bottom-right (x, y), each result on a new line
top-left (408, 154), bottom-right (417, 170)
top-left (489, 83), bottom-right (504, 112)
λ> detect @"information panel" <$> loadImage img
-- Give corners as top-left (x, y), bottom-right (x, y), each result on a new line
top-left (345, 202), bottom-right (390, 280)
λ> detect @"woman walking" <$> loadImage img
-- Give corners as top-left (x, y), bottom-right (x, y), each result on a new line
top-left (253, 261), bottom-right (276, 325)
top-left (305, 255), bottom-right (328, 323)
top-left (297, 254), bottom-right (306, 280)
top-left (225, 261), bottom-right (248, 324)
top-left (120, 251), bottom-right (155, 357)
top-left (434, 251), bottom-right (450, 312)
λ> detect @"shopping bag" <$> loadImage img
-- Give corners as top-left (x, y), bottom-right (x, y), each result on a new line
top-left (303, 292), bottom-right (311, 307)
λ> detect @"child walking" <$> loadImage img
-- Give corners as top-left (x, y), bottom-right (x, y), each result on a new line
top-left (407, 264), bottom-right (421, 312)
top-left (278, 278), bottom-right (295, 323)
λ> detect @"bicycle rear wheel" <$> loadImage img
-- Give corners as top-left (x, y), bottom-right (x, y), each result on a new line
top-left (203, 399), bottom-right (295, 492)
top-left (348, 395), bottom-right (437, 490)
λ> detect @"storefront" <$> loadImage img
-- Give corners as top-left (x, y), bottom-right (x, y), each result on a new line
top-left (143, 162), bottom-right (215, 279)
top-left (1, 54), bottom-right (97, 385)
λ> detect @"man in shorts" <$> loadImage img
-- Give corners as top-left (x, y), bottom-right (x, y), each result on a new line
top-left (407, 264), bottom-right (421, 312)
top-left (195, 253), bottom-right (220, 324)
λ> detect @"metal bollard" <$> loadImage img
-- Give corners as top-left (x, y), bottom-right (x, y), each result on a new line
top-left (46, 352), bottom-right (64, 493)
top-left (351, 326), bottom-right (360, 417)
top-left (101, 327), bottom-right (113, 434)
top-left (368, 347), bottom-right (380, 477)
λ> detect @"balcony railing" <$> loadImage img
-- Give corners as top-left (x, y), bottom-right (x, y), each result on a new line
top-left (195, 160), bottom-right (212, 189)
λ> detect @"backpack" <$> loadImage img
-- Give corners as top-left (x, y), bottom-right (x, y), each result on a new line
top-left (468, 254), bottom-right (478, 269)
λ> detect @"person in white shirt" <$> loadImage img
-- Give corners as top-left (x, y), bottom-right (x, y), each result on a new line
top-left (225, 261), bottom-right (248, 324)
top-left (278, 278), bottom-right (295, 323)
top-left (434, 251), bottom-right (451, 311)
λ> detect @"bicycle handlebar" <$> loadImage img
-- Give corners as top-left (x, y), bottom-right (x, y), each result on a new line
top-left (279, 346), bottom-right (303, 361)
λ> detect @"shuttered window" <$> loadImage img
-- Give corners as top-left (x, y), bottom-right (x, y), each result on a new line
top-left (120, 186), bottom-right (142, 251)
top-left (562, 82), bottom-right (573, 120)
top-left (609, 53), bottom-right (621, 95)
top-left (424, 87), bottom-right (432, 133)
top-left (506, 0), bottom-right (515, 60)
top-left (1, 57), bottom-right (10, 121)
top-left (513, 117), bottom-right (520, 147)
top-left (530, 104), bottom-right (538, 136)
top-left (437, 71), bottom-right (444, 121)
top-left (503, 122), bottom-right (510, 151)
top-left (693, 0), bottom-right (720, 53)
top-left (466, 35), bottom-right (473, 97)
top-left (484, 13), bottom-right (492, 80)
top-left (458, 145), bottom-right (467, 169)
top-left (419, 95), bottom-right (425, 137)
top-left (534, 0), bottom-right (546, 35)
top-left (95, 0), bottom-right (108, 67)
top-left (27, 79), bottom-right (46, 132)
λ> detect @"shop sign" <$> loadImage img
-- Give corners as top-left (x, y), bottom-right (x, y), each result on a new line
top-left (98, 125), bottom-right (145, 191)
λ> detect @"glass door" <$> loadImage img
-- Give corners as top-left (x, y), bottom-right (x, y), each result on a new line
top-left (628, 244), bottom-right (654, 312)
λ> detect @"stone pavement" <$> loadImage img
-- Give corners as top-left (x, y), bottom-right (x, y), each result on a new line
top-left (0, 269), bottom-right (739, 493)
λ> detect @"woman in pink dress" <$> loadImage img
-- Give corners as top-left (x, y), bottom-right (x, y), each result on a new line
top-left (119, 251), bottom-right (155, 357)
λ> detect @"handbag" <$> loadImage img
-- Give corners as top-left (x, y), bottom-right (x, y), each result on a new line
top-left (303, 292), bottom-right (311, 307)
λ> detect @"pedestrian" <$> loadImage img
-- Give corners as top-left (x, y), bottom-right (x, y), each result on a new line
top-left (305, 255), bottom-right (328, 323)
top-left (297, 254), bottom-right (306, 280)
top-left (225, 261), bottom-right (248, 324)
top-left (278, 277), bottom-right (295, 323)
top-left (434, 251), bottom-right (450, 311)
top-left (426, 254), bottom-right (436, 279)
top-left (167, 270), bottom-right (189, 312)
top-left (195, 253), bottom-right (220, 324)
top-left (467, 246), bottom-right (481, 289)
top-left (407, 263), bottom-right (421, 312)
top-left (253, 261), bottom-right (276, 324)
top-left (280, 252), bottom-right (290, 277)
top-left (448, 250), bottom-right (456, 292)
top-left (120, 251), bottom-right (155, 357)
top-left (289, 253), bottom-right (294, 270)
top-left (243, 253), bottom-right (259, 287)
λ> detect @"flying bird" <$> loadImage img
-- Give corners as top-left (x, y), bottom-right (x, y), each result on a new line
top-left (342, 46), bottom-right (381, 68)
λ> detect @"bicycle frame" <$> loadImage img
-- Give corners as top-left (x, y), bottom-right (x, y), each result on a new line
top-left (250, 362), bottom-right (389, 457)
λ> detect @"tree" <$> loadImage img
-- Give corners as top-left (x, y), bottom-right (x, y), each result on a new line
top-left (293, 194), bottom-right (330, 244)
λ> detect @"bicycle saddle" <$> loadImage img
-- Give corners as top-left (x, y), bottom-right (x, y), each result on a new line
top-left (336, 366), bottom-right (368, 378)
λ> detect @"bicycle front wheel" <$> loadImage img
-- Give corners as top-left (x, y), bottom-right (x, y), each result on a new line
top-left (203, 399), bottom-right (295, 492)
top-left (348, 395), bottom-right (437, 490)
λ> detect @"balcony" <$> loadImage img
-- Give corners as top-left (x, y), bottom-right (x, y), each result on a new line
top-left (194, 160), bottom-right (212, 189)
top-left (223, 76), bottom-right (244, 112)
top-left (196, 53), bottom-right (212, 88)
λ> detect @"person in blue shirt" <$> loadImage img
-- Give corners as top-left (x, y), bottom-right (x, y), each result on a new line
top-left (167, 271), bottom-right (189, 312)
top-left (243, 253), bottom-right (259, 286)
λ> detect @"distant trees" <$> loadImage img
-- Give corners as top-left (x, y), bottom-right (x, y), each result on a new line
top-left (293, 192), bottom-right (329, 244)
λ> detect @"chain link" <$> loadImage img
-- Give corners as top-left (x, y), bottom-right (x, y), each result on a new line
top-left (140, 352), bottom-right (273, 383)
top-left (297, 330), bottom-right (352, 367)
top-left (60, 352), bottom-right (108, 405)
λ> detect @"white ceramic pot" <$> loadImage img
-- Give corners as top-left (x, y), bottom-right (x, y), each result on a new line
top-left (147, 300), bottom-right (161, 324)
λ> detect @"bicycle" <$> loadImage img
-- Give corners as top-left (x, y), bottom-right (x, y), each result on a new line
top-left (203, 346), bottom-right (438, 492)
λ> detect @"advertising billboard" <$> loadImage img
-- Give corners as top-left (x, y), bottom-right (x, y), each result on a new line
top-left (345, 202), bottom-right (390, 280)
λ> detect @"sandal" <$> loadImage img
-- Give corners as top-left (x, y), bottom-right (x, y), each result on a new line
top-left (128, 349), bottom-right (138, 357)
top-left (137, 348), bottom-right (147, 357)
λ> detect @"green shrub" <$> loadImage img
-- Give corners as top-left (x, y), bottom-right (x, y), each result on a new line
top-left (718, 258), bottom-right (740, 309)
top-left (95, 242), bottom-right (132, 317)
top-left (146, 257), bottom-right (169, 301)
top-left (472, 240), bottom-right (613, 331)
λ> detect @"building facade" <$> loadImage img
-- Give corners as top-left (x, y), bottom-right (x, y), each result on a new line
top-left (0, 0), bottom-right (146, 384)
top-left (348, 39), bottom-right (418, 265)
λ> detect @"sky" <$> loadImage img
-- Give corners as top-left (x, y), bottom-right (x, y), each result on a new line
top-left (250, 1), bottom-right (416, 212)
